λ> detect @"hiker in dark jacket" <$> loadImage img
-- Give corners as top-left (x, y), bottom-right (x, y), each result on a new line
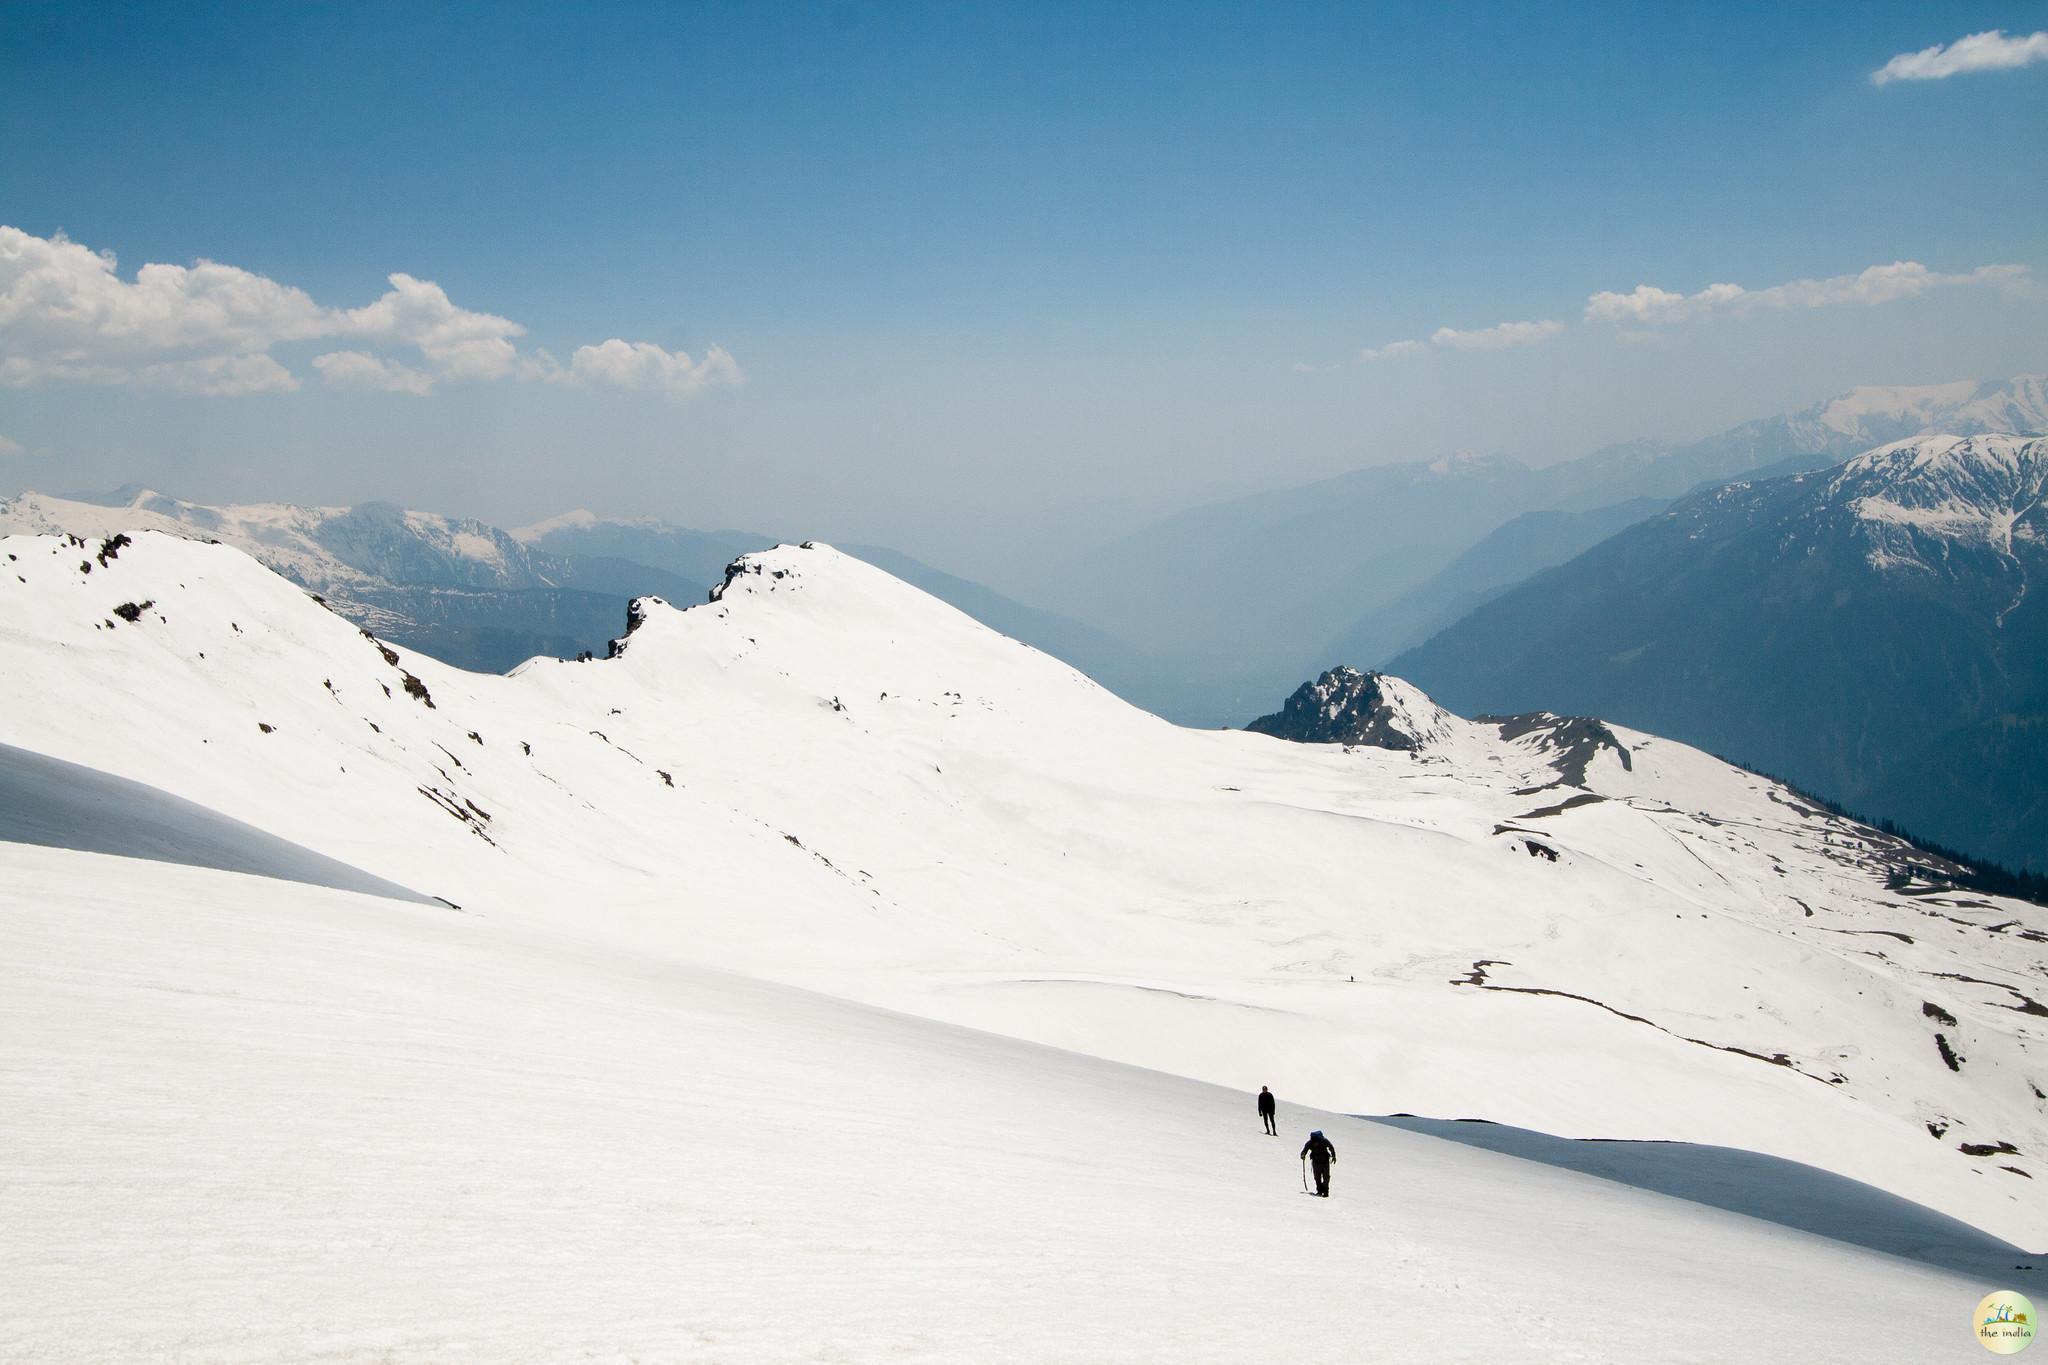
top-left (1257, 1085), bottom-right (1278, 1135)
top-left (1301, 1130), bottom-right (1336, 1196)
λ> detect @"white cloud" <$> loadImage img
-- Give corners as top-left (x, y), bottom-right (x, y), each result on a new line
top-left (1429, 319), bottom-right (1564, 351)
top-left (314, 350), bottom-right (436, 395)
top-left (0, 225), bottom-right (738, 399)
top-left (1871, 29), bottom-right (2048, 85)
top-left (562, 339), bottom-right (744, 395)
top-left (0, 226), bottom-right (330, 365)
top-left (337, 274), bottom-right (523, 382)
top-left (1346, 320), bottom-right (1561, 368)
top-left (1585, 260), bottom-right (2028, 326)
top-left (0, 433), bottom-right (22, 457)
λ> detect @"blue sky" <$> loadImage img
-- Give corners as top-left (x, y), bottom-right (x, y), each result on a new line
top-left (2, 0), bottom-right (2045, 576)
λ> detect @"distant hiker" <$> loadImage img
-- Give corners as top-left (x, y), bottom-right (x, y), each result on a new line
top-left (1301, 1130), bottom-right (1336, 1197)
top-left (1257, 1085), bottom-right (1278, 1135)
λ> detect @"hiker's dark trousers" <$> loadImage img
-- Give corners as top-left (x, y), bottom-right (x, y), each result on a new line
top-left (1311, 1163), bottom-right (1331, 1197)
top-left (1262, 1113), bottom-right (1277, 1135)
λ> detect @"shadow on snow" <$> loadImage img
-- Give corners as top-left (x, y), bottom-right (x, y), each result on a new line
top-left (1371, 1114), bottom-right (2044, 1290)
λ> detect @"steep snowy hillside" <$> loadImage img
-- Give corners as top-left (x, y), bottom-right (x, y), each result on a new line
top-left (0, 530), bottom-right (2043, 1248)
top-left (7, 844), bottom-right (2026, 1362)
top-left (1393, 434), bottom-right (2048, 874)
top-left (0, 488), bottom-right (703, 671)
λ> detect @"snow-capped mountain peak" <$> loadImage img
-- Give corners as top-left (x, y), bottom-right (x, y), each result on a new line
top-left (0, 488), bottom-right (562, 593)
top-left (1245, 666), bottom-right (1639, 788)
top-left (1793, 375), bottom-right (2048, 447)
top-left (508, 506), bottom-right (683, 545)
top-left (1831, 434), bottom-right (2046, 562)
top-left (1243, 665), bottom-right (1470, 752)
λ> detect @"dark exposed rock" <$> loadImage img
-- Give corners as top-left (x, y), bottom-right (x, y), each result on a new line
top-left (1485, 713), bottom-right (1633, 786)
top-left (1244, 666), bottom-right (1449, 750)
top-left (1959, 1140), bottom-right (2020, 1157)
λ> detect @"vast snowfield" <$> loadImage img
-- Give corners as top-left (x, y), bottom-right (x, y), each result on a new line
top-left (3, 843), bottom-right (2035, 1363)
top-left (2, 526), bottom-right (2044, 1359)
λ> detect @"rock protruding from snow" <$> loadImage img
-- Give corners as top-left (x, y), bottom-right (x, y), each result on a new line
top-left (1244, 666), bottom-right (1466, 751)
top-left (1486, 712), bottom-right (1634, 788)
top-left (1249, 669), bottom-right (1637, 789)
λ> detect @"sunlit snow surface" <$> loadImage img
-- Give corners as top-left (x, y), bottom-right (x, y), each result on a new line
top-left (1, 844), bottom-right (2034, 1363)
top-left (0, 530), bottom-right (2042, 1279)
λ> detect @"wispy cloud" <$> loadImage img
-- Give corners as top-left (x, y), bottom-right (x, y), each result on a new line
top-left (557, 339), bottom-right (744, 396)
top-left (1358, 338), bottom-right (1427, 362)
top-left (1871, 29), bottom-right (2048, 85)
top-left (1352, 322), bottom-right (1558, 364)
top-left (1429, 319), bottom-right (1563, 351)
top-left (1585, 260), bottom-right (2028, 326)
top-left (0, 225), bottom-right (742, 398)
top-left (0, 433), bottom-right (23, 458)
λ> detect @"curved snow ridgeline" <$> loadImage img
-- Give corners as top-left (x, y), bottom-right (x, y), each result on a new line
top-left (0, 529), bottom-right (2043, 1246)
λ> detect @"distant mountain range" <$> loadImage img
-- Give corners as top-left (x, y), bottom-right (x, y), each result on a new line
top-left (0, 488), bottom-right (704, 672)
top-left (8, 375), bottom-right (2043, 872)
top-left (1039, 376), bottom-right (2048, 725)
top-left (1390, 434), bottom-right (2048, 874)
top-left (1319, 498), bottom-right (1669, 670)
top-left (0, 489), bottom-right (1141, 693)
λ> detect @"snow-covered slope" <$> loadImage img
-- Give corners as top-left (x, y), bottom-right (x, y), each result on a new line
top-left (1, 529), bottom-right (2043, 1249)
top-left (1799, 377), bottom-right (2048, 446)
top-left (0, 488), bottom-right (705, 673)
top-left (6, 843), bottom-right (2023, 1362)
top-left (0, 740), bottom-right (433, 903)
top-left (0, 487), bottom-right (563, 594)
top-left (1833, 433), bottom-right (2046, 581)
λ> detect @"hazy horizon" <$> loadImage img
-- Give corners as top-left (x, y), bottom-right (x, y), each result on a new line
top-left (5, 1), bottom-right (2047, 586)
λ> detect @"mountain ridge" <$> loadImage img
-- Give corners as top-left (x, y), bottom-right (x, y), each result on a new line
top-left (1, 527), bottom-right (2041, 1246)
top-left (1031, 375), bottom-right (2048, 722)
top-left (1390, 432), bottom-right (2048, 874)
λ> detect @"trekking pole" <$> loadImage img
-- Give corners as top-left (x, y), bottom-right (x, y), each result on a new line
top-left (1300, 1154), bottom-right (1309, 1194)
